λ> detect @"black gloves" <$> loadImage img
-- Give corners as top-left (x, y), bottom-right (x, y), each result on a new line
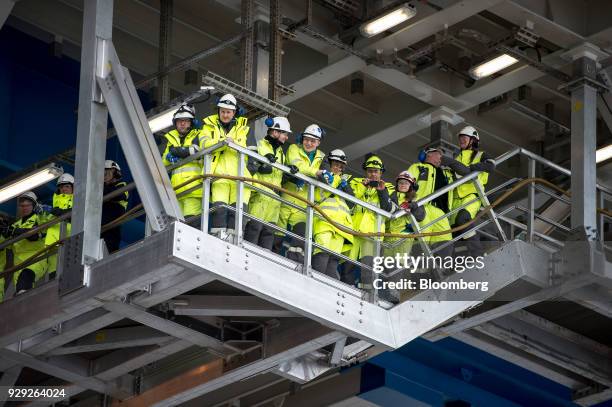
top-left (264, 153), bottom-right (277, 163)
top-left (169, 146), bottom-right (190, 159)
top-left (258, 163), bottom-right (273, 174)
top-left (26, 233), bottom-right (40, 242)
top-left (288, 165), bottom-right (299, 174)
top-left (50, 207), bottom-right (68, 217)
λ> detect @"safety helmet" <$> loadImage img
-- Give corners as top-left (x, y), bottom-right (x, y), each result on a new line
top-left (362, 154), bottom-right (385, 172)
top-left (57, 173), bottom-right (75, 186)
top-left (217, 94), bottom-right (238, 110)
top-left (266, 117), bottom-right (292, 133)
top-left (173, 104), bottom-right (195, 123)
top-left (105, 160), bottom-right (122, 177)
top-left (302, 124), bottom-right (324, 141)
top-left (457, 125), bottom-right (479, 141)
top-left (396, 171), bottom-right (416, 185)
top-left (328, 149), bottom-right (347, 165)
top-left (18, 191), bottom-right (38, 204)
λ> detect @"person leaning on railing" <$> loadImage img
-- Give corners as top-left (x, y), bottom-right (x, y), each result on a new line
top-left (243, 117), bottom-right (291, 251)
top-left (406, 147), bottom-right (454, 257)
top-left (45, 173), bottom-right (74, 275)
top-left (161, 104), bottom-right (204, 217)
top-left (344, 154), bottom-right (394, 287)
top-left (201, 94), bottom-right (251, 242)
top-left (102, 160), bottom-right (128, 253)
top-left (274, 124), bottom-right (328, 263)
top-left (3, 191), bottom-right (48, 294)
top-left (385, 171), bottom-right (424, 258)
top-left (311, 149), bottom-right (354, 280)
top-left (441, 126), bottom-right (495, 257)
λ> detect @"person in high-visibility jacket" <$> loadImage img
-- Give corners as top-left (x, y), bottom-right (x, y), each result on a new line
top-left (407, 147), bottom-right (454, 255)
top-left (244, 117), bottom-right (291, 250)
top-left (442, 126), bottom-right (495, 256)
top-left (275, 124), bottom-right (328, 263)
top-left (7, 191), bottom-right (48, 294)
top-left (201, 94), bottom-right (251, 241)
top-left (345, 154), bottom-right (394, 287)
top-left (0, 214), bottom-right (11, 301)
top-left (385, 171), bottom-right (425, 258)
top-left (161, 104), bottom-right (204, 217)
top-left (45, 173), bottom-right (74, 274)
top-left (102, 160), bottom-right (128, 253)
top-left (311, 149), bottom-right (354, 279)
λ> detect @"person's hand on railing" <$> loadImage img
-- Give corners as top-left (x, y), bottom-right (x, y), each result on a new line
top-left (165, 152), bottom-right (180, 164)
top-left (35, 204), bottom-right (53, 215)
top-left (169, 146), bottom-right (190, 159)
top-left (339, 178), bottom-right (348, 190)
top-left (294, 178), bottom-right (305, 189)
top-left (188, 145), bottom-right (200, 156)
top-left (264, 153), bottom-right (277, 163)
top-left (400, 201), bottom-right (419, 212)
top-left (288, 164), bottom-right (299, 174)
top-left (321, 170), bottom-right (334, 185)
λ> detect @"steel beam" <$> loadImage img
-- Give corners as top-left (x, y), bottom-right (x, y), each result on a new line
top-left (47, 326), bottom-right (174, 356)
top-left (170, 295), bottom-right (298, 317)
top-left (0, 366), bottom-right (21, 407)
top-left (157, 0), bottom-right (173, 104)
top-left (150, 322), bottom-right (344, 406)
top-left (96, 44), bottom-right (184, 230)
top-left (0, 0), bottom-right (17, 29)
top-left (563, 44), bottom-right (608, 235)
top-left (240, 0), bottom-right (255, 89)
top-left (268, 0), bottom-right (282, 101)
top-left (92, 339), bottom-right (192, 381)
top-left (473, 317), bottom-right (612, 387)
top-left (72, 0), bottom-right (113, 263)
top-left (0, 349), bottom-right (109, 394)
top-left (102, 301), bottom-right (230, 356)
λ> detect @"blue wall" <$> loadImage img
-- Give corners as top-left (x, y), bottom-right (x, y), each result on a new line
top-left (0, 25), bottom-right (146, 243)
top-left (358, 337), bottom-right (612, 407)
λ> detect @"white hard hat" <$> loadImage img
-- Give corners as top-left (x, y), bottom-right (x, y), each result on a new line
top-left (302, 124), bottom-right (324, 140)
top-left (217, 94), bottom-right (238, 110)
top-left (267, 117), bottom-right (292, 133)
top-left (105, 160), bottom-right (122, 176)
top-left (173, 104), bottom-right (195, 122)
top-left (457, 125), bottom-right (479, 140)
top-left (18, 191), bottom-right (38, 204)
top-left (327, 149), bottom-right (347, 164)
top-left (57, 173), bottom-right (75, 186)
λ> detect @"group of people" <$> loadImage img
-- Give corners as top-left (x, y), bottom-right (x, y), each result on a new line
top-left (161, 94), bottom-right (495, 287)
top-left (0, 92), bottom-right (494, 300)
top-left (0, 160), bottom-right (128, 298)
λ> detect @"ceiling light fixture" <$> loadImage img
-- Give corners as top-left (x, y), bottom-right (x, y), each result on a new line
top-left (359, 3), bottom-right (417, 38)
top-left (596, 144), bottom-right (612, 163)
top-left (0, 163), bottom-right (63, 204)
top-left (148, 107), bottom-right (180, 133)
top-left (469, 54), bottom-right (519, 80)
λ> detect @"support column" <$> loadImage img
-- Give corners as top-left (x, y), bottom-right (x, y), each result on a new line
top-left (72, 0), bottom-right (113, 264)
top-left (428, 107), bottom-right (463, 149)
top-left (561, 44), bottom-right (609, 238)
top-left (240, 0), bottom-right (254, 90)
top-left (157, 0), bottom-right (173, 105)
top-left (268, 0), bottom-right (282, 102)
top-left (252, 6), bottom-right (271, 140)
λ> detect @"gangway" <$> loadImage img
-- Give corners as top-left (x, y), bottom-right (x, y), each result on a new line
top-left (0, 35), bottom-right (610, 406)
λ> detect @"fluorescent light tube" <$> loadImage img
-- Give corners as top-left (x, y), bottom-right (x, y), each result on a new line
top-left (596, 144), bottom-right (612, 163)
top-left (469, 54), bottom-right (519, 80)
top-left (0, 164), bottom-right (63, 204)
top-left (148, 107), bottom-right (179, 133)
top-left (360, 3), bottom-right (417, 38)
